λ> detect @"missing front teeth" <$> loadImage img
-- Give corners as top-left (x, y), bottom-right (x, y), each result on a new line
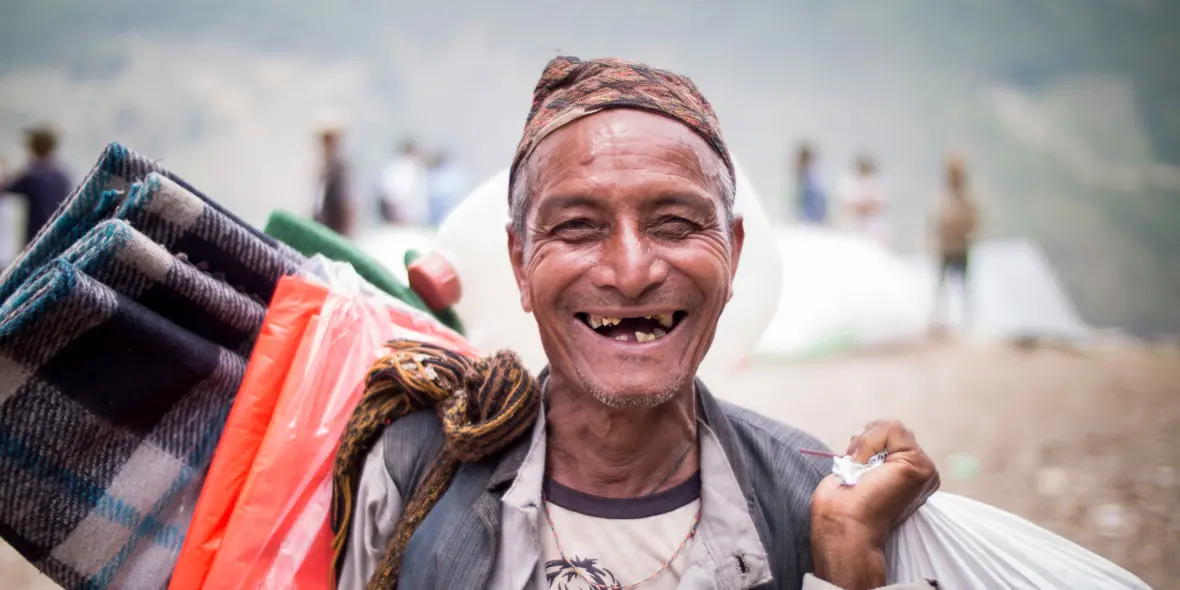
top-left (579, 312), bottom-right (684, 342)
top-left (651, 313), bottom-right (675, 328)
top-left (586, 313), bottom-right (675, 329)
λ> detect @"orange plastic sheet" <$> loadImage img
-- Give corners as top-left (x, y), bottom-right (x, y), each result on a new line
top-left (170, 258), bottom-right (478, 590)
top-left (169, 275), bottom-right (326, 590)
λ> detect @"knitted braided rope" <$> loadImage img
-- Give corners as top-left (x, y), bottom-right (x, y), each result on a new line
top-left (330, 340), bottom-right (540, 589)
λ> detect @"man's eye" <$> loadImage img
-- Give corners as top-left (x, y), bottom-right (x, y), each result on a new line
top-left (652, 217), bottom-right (699, 238)
top-left (557, 219), bottom-right (593, 231)
top-left (553, 219), bottom-right (601, 240)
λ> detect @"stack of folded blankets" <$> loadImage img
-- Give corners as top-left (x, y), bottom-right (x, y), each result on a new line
top-left (0, 142), bottom-right (446, 589)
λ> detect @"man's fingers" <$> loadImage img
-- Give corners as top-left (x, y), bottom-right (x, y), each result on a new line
top-left (844, 433), bottom-right (860, 456)
top-left (827, 420), bottom-right (942, 532)
top-left (848, 420), bottom-right (918, 463)
top-left (843, 419), bottom-right (884, 455)
top-left (844, 420), bottom-right (938, 496)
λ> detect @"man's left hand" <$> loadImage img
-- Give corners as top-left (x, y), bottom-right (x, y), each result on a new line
top-left (809, 420), bottom-right (940, 589)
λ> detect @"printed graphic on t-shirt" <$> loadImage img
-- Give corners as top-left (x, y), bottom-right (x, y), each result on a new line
top-left (539, 473), bottom-right (702, 590)
top-left (544, 556), bottom-right (623, 590)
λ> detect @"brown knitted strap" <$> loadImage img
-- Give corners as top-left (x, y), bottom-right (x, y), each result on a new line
top-left (329, 340), bottom-right (540, 589)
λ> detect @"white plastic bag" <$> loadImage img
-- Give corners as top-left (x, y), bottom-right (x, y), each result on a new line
top-left (830, 456), bottom-right (1152, 589)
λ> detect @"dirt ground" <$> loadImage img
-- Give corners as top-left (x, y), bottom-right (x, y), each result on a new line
top-left (2, 338), bottom-right (1178, 589)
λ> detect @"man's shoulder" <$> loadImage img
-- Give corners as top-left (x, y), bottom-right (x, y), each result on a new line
top-left (380, 410), bottom-right (445, 490)
top-left (40, 161), bottom-right (69, 180)
top-left (719, 400), bottom-right (830, 454)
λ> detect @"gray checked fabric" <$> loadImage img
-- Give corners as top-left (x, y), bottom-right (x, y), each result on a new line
top-left (0, 142), bottom-right (303, 589)
top-left (0, 259), bottom-right (245, 589)
top-left (115, 173), bottom-right (303, 304)
top-left (57, 219), bottom-right (267, 356)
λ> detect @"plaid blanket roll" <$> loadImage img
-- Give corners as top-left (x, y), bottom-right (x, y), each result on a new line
top-left (58, 220), bottom-right (267, 355)
top-left (116, 174), bottom-right (303, 304)
top-left (0, 260), bottom-right (246, 590)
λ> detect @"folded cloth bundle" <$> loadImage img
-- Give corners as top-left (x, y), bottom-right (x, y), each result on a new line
top-left (119, 174), bottom-right (303, 304)
top-left (0, 260), bottom-right (245, 590)
top-left (0, 143), bottom-right (306, 589)
top-left (58, 219), bottom-right (267, 356)
top-left (0, 142), bottom-right (303, 305)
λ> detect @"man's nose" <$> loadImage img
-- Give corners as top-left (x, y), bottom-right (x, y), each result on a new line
top-left (589, 224), bottom-right (669, 299)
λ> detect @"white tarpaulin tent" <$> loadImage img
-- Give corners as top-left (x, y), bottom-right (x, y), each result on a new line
top-left (755, 227), bottom-right (932, 358)
top-left (753, 231), bottom-right (1094, 360)
top-left (909, 238), bottom-right (1092, 341)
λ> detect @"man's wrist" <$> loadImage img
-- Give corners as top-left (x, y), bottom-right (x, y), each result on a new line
top-left (811, 513), bottom-right (887, 590)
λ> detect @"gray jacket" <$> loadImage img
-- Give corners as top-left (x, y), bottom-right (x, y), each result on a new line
top-left (342, 377), bottom-right (936, 590)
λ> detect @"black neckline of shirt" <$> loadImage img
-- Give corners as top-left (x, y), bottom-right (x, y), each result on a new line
top-left (542, 471), bottom-right (702, 520)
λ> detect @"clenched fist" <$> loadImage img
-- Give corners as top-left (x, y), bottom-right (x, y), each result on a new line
top-left (809, 420), bottom-right (940, 590)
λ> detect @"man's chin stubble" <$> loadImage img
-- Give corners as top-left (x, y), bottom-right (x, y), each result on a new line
top-left (573, 362), bottom-right (689, 410)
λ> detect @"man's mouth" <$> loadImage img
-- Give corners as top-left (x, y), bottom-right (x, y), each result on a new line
top-left (575, 311), bottom-right (688, 343)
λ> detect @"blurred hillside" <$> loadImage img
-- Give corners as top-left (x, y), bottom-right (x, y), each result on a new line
top-left (1, 0), bottom-right (1177, 335)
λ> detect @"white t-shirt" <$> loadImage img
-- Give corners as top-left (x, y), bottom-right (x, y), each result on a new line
top-left (380, 156), bottom-right (430, 226)
top-left (836, 173), bottom-right (890, 245)
top-left (539, 473), bottom-right (700, 590)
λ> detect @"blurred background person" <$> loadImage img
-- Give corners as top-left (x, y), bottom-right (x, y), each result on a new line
top-left (930, 153), bottom-right (981, 332)
top-left (425, 149), bottom-right (467, 228)
top-left (836, 153), bottom-right (890, 247)
top-left (312, 126), bottom-right (355, 237)
top-left (0, 124), bottom-right (71, 250)
top-left (792, 141), bottom-right (827, 225)
top-left (378, 138), bottom-right (429, 226)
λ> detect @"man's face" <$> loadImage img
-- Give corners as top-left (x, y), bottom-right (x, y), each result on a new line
top-left (321, 133), bottom-right (340, 156)
top-left (948, 164), bottom-right (966, 191)
top-left (509, 110), bottom-right (744, 408)
top-left (797, 150), bottom-right (813, 169)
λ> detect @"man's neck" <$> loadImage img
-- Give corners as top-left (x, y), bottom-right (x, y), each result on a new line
top-left (544, 372), bottom-right (699, 499)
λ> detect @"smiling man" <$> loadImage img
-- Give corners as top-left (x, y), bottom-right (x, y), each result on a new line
top-left (338, 57), bottom-right (939, 590)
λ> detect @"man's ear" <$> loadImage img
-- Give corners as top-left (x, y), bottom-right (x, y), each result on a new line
top-left (727, 215), bottom-right (745, 302)
top-left (507, 223), bottom-right (533, 313)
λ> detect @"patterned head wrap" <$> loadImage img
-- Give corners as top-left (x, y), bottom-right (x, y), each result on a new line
top-left (509, 56), bottom-right (734, 202)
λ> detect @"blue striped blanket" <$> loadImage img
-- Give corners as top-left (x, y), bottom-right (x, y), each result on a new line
top-left (0, 143), bottom-right (304, 589)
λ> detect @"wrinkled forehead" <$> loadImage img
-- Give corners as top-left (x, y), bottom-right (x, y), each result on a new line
top-left (526, 110), bottom-right (724, 211)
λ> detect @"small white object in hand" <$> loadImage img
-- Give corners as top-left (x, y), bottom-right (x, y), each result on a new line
top-left (831, 450), bottom-right (888, 486)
